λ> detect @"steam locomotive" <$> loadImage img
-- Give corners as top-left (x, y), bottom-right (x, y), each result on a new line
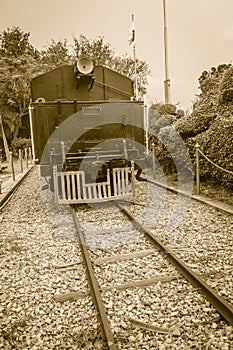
top-left (29, 58), bottom-right (146, 204)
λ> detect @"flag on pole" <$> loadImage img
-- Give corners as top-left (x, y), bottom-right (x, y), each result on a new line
top-left (128, 14), bottom-right (136, 48)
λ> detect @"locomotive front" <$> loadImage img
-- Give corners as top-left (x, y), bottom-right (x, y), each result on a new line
top-left (29, 58), bottom-right (146, 204)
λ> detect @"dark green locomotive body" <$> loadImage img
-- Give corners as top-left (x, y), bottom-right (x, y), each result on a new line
top-left (29, 60), bottom-right (146, 203)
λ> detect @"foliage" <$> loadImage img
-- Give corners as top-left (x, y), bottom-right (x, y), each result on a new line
top-left (151, 103), bottom-right (177, 116)
top-left (175, 111), bottom-right (217, 138)
top-left (157, 126), bottom-right (192, 176)
top-left (149, 105), bottom-right (192, 177)
top-left (0, 54), bottom-right (40, 142)
top-left (188, 118), bottom-right (233, 189)
top-left (218, 66), bottom-right (233, 117)
top-left (150, 116), bottom-right (172, 135)
top-left (112, 54), bottom-right (150, 97)
top-left (149, 103), bottom-right (182, 135)
top-left (175, 63), bottom-right (233, 188)
top-left (11, 137), bottom-right (31, 155)
top-left (149, 124), bottom-right (192, 177)
top-left (73, 35), bottom-right (114, 67)
top-left (176, 109), bottom-right (185, 118)
top-left (0, 27), bottom-right (44, 146)
top-left (175, 66), bottom-right (227, 138)
top-left (40, 39), bottom-right (72, 70)
top-left (148, 64), bottom-right (233, 190)
top-left (0, 26), bottom-right (38, 58)
top-left (196, 63), bottom-right (232, 117)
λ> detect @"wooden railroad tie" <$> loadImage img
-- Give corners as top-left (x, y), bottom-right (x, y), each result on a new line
top-left (53, 275), bottom-right (179, 302)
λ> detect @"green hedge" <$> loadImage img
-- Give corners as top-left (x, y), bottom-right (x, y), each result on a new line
top-left (175, 112), bottom-right (217, 138)
top-left (149, 64), bottom-right (233, 189)
top-left (193, 118), bottom-right (232, 188)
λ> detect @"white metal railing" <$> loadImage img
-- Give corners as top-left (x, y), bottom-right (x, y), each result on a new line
top-left (54, 167), bottom-right (133, 204)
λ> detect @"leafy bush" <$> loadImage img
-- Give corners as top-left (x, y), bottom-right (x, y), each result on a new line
top-left (158, 126), bottom-right (192, 175)
top-left (151, 103), bottom-right (177, 116)
top-left (149, 62), bottom-right (233, 190)
top-left (173, 63), bottom-right (233, 189)
top-left (176, 109), bottom-right (185, 118)
top-left (149, 104), bottom-right (179, 135)
top-left (175, 112), bottom-right (217, 138)
top-left (218, 66), bottom-right (233, 117)
top-left (195, 119), bottom-right (233, 188)
top-left (149, 124), bottom-right (193, 179)
top-left (177, 118), bottom-right (232, 189)
top-left (150, 115), bottom-right (175, 135)
top-left (11, 137), bottom-right (31, 155)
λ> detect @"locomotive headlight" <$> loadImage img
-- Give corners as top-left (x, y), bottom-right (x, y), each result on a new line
top-left (74, 58), bottom-right (94, 90)
top-left (75, 57), bottom-right (94, 75)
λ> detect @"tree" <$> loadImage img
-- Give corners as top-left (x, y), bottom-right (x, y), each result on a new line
top-left (0, 26), bottom-right (38, 58)
top-left (112, 54), bottom-right (150, 97)
top-left (40, 39), bottom-right (72, 70)
top-left (0, 54), bottom-right (40, 145)
top-left (0, 27), bottom-right (39, 148)
top-left (73, 35), bottom-right (114, 67)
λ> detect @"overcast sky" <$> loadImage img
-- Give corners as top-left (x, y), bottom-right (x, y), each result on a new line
top-left (0, 0), bottom-right (232, 109)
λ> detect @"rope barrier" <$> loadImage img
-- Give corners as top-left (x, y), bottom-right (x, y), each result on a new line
top-left (198, 149), bottom-right (233, 175)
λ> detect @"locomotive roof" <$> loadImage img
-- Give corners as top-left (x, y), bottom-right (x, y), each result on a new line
top-left (31, 64), bottom-right (134, 102)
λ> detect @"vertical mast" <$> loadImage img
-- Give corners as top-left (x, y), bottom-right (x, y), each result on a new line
top-left (163, 0), bottom-right (171, 103)
top-left (129, 14), bottom-right (139, 100)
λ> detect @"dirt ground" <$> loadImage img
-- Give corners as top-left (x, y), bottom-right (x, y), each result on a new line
top-left (0, 158), bottom-right (31, 189)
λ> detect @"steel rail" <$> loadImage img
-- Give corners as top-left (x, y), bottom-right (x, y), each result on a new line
top-left (147, 179), bottom-right (233, 215)
top-left (0, 166), bottom-right (34, 211)
top-left (71, 206), bottom-right (116, 350)
top-left (116, 203), bottom-right (233, 326)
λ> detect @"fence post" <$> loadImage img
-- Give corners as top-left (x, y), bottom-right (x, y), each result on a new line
top-left (152, 143), bottom-right (155, 179)
top-left (61, 141), bottom-right (66, 163)
top-left (195, 143), bottom-right (200, 195)
top-left (131, 160), bottom-right (135, 199)
top-left (19, 149), bottom-right (23, 173)
top-left (25, 147), bottom-right (28, 168)
top-left (28, 147), bottom-right (32, 164)
top-left (10, 151), bottom-right (15, 181)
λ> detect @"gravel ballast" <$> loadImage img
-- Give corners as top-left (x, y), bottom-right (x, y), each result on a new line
top-left (0, 167), bottom-right (232, 349)
top-left (0, 167), bottom-right (101, 350)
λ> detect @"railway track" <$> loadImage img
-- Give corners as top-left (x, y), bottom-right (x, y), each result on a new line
top-left (0, 166), bottom-right (33, 211)
top-left (1, 168), bottom-right (232, 349)
top-left (117, 203), bottom-right (233, 324)
top-left (53, 194), bottom-right (233, 349)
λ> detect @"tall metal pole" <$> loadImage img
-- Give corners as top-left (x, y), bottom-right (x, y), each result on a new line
top-left (133, 43), bottom-right (139, 101)
top-left (130, 14), bottom-right (139, 101)
top-left (29, 104), bottom-right (36, 162)
top-left (163, 0), bottom-right (171, 103)
top-left (129, 14), bottom-right (139, 100)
